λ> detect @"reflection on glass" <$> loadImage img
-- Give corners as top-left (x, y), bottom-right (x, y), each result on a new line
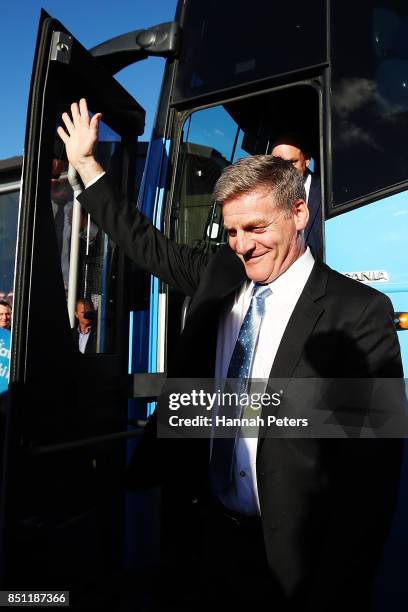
top-left (52, 119), bottom-right (124, 354)
top-left (331, 3), bottom-right (408, 204)
top-left (174, 0), bottom-right (326, 102)
top-left (172, 106), bottom-right (250, 250)
top-left (51, 158), bottom-right (74, 288)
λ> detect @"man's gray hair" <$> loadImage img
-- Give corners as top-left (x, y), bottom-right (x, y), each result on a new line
top-left (213, 155), bottom-right (306, 216)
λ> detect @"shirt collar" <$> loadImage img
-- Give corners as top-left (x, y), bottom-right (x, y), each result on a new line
top-left (245, 247), bottom-right (315, 300)
top-left (304, 172), bottom-right (312, 202)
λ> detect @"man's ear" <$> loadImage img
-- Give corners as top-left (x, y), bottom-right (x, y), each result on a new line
top-left (294, 199), bottom-right (309, 231)
top-left (305, 156), bottom-right (311, 169)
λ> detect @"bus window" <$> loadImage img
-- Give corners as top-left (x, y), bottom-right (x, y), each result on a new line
top-left (331, 2), bottom-right (408, 206)
top-left (170, 85), bottom-right (320, 251)
top-left (174, 0), bottom-right (327, 102)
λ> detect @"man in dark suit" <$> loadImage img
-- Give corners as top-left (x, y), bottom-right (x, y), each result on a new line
top-left (71, 297), bottom-right (97, 354)
top-left (58, 100), bottom-right (403, 611)
top-left (272, 136), bottom-right (322, 259)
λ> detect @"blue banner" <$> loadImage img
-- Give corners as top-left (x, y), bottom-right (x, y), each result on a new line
top-left (0, 327), bottom-right (11, 394)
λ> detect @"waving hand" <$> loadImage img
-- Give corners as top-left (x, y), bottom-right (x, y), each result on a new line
top-left (57, 98), bottom-right (104, 185)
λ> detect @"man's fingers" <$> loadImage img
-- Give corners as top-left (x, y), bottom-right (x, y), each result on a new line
top-left (62, 100), bottom-right (97, 134)
top-left (61, 112), bottom-right (74, 134)
top-left (90, 112), bottom-right (102, 131)
top-left (57, 126), bottom-right (68, 144)
top-left (71, 102), bottom-right (81, 125)
top-left (79, 98), bottom-right (90, 126)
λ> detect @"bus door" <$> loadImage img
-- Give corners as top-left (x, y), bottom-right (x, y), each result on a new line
top-left (0, 11), bottom-right (151, 605)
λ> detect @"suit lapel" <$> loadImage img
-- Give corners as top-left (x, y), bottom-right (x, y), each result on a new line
top-left (268, 295), bottom-right (324, 379)
top-left (257, 261), bottom-right (328, 451)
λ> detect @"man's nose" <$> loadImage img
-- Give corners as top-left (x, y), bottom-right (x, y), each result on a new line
top-left (235, 232), bottom-right (256, 256)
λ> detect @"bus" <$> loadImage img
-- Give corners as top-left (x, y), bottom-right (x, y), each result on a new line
top-left (1, 1), bottom-right (408, 608)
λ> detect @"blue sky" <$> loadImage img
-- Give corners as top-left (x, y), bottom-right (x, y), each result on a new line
top-left (0, 0), bottom-right (177, 160)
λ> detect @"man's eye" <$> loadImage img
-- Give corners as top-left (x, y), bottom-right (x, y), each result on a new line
top-left (252, 227), bottom-right (266, 233)
top-left (227, 229), bottom-right (237, 237)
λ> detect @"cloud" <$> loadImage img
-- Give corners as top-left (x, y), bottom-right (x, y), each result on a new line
top-left (333, 78), bottom-right (403, 118)
top-left (381, 231), bottom-right (404, 242)
top-left (393, 210), bottom-right (408, 217)
top-left (332, 78), bottom-right (404, 149)
top-left (336, 122), bottom-right (379, 149)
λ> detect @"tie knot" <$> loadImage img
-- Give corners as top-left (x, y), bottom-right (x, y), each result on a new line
top-left (252, 283), bottom-right (271, 301)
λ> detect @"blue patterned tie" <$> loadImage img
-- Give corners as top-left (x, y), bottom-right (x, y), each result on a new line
top-left (209, 283), bottom-right (271, 495)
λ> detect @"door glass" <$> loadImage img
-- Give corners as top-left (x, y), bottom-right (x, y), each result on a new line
top-left (50, 158), bottom-right (74, 291)
top-left (50, 116), bottom-right (128, 354)
top-left (3, 16), bottom-right (146, 598)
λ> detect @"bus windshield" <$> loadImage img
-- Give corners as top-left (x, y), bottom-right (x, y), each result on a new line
top-left (174, 0), bottom-right (327, 102)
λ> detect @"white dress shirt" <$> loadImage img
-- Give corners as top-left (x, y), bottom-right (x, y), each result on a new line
top-left (77, 326), bottom-right (92, 354)
top-left (304, 171), bottom-right (312, 203)
top-left (85, 172), bottom-right (106, 189)
top-left (214, 248), bottom-right (315, 515)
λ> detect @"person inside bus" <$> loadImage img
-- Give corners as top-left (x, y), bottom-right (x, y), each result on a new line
top-left (51, 157), bottom-right (100, 291)
top-left (0, 300), bottom-right (12, 330)
top-left (271, 133), bottom-right (322, 259)
top-left (51, 158), bottom-right (75, 287)
top-left (57, 100), bottom-right (403, 611)
top-left (71, 298), bottom-right (96, 354)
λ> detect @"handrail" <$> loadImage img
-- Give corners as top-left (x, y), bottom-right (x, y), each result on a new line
top-left (26, 423), bottom-right (146, 455)
top-left (67, 165), bottom-right (83, 327)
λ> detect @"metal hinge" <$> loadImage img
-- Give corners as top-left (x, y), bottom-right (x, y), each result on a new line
top-left (50, 31), bottom-right (73, 65)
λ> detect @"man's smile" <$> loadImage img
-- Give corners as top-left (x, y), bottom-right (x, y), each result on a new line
top-left (243, 252), bottom-right (267, 263)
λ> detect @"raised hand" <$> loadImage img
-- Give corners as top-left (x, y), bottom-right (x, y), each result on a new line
top-left (57, 98), bottom-right (104, 185)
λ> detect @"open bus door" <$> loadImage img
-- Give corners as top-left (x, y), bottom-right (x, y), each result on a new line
top-left (0, 10), bottom-right (154, 606)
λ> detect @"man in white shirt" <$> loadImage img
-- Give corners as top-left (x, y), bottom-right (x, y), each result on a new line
top-left (57, 99), bottom-right (403, 611)
top-left (71, 298), bottom-right (96, 354)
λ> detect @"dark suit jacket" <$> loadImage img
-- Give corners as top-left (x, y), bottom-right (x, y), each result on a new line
top-left (305, 172), bottom-right (322, 260)
top-left (78, 175), bottom-right (403, 611)
top-left (71, 325), bottom-right (96, 354)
